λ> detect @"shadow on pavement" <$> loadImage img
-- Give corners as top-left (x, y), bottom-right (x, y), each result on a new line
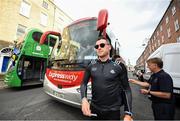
top-left (1, 84), bottom-right (43, 92)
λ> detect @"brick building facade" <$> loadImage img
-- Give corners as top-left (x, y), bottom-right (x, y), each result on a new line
top-left (136, 0), bottom-right (180, 69)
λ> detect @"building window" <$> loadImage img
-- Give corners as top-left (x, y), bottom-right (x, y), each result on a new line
top-left (42, 1), bottom-right (48, 9)
top-left (174, 19), bottom-right (179, 31)
top-left (19, 1), bottom-right (31, 18)
top-left (157, 30), bottom-right (159, 36)
top-left (172, 6), bottom-right (176, 15)
top-left (166, 16), bottom-right (169, 24)
top-left (152, 45), bottom-right (154, 51)
top-left (151, 39), bottom-right (153, 44)
top-left (40, 12), bottom-right (48, 26)
top-left (149, 46), bottom-right (151, 53)
top-left (162, 35), bottom-right (164, 43)
top-left (177, 36), bottom-right (180, 43)
top-left (154, 42), bottom-right (156, 48)
top-left (160, 25), bottom-right (163, 32)
top-left (16, 24), bottom-right (27, 37)
top-left (157, 40), bottom-right (160, 46)
top-left (154, 35), bottom-right (156, 40)
top-left (167, 28), bottom-right (171, 38)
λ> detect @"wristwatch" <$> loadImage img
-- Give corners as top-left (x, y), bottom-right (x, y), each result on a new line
top-left (125, 111), bottom-right (133, 117)
top-left (81, 97), bottom-right (87, 102)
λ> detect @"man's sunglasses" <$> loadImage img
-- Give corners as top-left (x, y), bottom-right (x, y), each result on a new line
top-left (94, 43), bottom-right (108, 49)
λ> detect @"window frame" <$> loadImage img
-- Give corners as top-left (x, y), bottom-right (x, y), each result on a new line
top-left (174, 19), bottom-right (179, 32)
top-left (16, 24), bottom-right (27, 37)
top-left (40, 12), bottom-right (48, 26)
top-left (166, 16), bottom-right (169, 24)
top-left (160, 25), bottom-right (163, 32)
top-left (171, 6), bottom-right (176, 16)
top-left (177, 36), bottom-right (180, 43)
top-left (42, 0), bottom-right (48, 9)
top-left (19, 0), bottom-right (31, 18)
top-left (167, 27), bottom-right (171, 38)
top-left (161, 35), bottom-right (164, 43)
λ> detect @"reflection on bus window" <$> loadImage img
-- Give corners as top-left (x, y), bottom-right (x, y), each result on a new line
top-left (53, 19), bottom-right (99, 70)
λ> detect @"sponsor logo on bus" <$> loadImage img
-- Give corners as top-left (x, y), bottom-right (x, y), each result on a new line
top-left (49, 71), bottom-right (78, 82)
top-left (46, 69), bottom-right (85, 87)
top-left (36, 45), bottom-right (41, 51)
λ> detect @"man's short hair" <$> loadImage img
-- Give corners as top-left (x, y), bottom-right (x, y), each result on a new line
top-left (112, 55), bottom-right (121, 61)
top-left (97, 36), bottom-right (110, 44)
top-left (98, 36), bottom-right (106, 40)
top-left (146, 57), bottom-right (163, 68)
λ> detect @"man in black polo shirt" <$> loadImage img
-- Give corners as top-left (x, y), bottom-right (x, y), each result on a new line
top-left (129, 57), bottom-right (175, 120)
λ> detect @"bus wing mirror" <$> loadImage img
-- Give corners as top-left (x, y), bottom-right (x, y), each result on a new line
top-left (97, 9), bottom-right (108, 32)
top-left (40, 31), bottom-right (61, 44)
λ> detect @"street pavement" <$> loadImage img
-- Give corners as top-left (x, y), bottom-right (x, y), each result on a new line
top-left (0, 72), bottom-right (180, 120)
top-left (0, 85), bottom-right (88, 120)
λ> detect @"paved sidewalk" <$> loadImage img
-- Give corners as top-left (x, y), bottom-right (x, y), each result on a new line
top-left (0, 74), bottom-right (7, 89)
top-left (0, 81), bottom-right (7, 89)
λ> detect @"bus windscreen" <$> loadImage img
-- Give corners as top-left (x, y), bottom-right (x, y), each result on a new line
top-left (54, 19), bottom-right (99, 69)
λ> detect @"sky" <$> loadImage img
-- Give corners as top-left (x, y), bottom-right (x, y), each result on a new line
top-left (54, 0), bottom-right (171, 65)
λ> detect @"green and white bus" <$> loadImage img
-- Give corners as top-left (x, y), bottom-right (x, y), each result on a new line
top-left (4, 28), bottom-right (59, 87)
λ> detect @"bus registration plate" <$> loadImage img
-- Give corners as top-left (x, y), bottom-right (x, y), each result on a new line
top-left (53, 90), bottom-right (64, 98)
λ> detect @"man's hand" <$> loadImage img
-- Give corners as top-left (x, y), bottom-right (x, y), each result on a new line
top-left (123, 115), bottom-right (133, 121)
top-left (81, 98), bottom-right (91, 116)
top-left (140, 89), bottom-right (149, 95)
top-left (129, 79), bottom-right (138, 84)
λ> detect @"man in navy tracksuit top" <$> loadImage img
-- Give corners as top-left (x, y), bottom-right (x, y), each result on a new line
top-left (80, 36), bottom-right (133, 121)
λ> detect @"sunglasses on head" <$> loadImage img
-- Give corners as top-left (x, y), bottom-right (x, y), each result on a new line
top-left (94, 43), bottom-right (108, 49)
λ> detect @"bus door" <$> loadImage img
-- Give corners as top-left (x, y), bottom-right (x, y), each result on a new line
top-left (17, 55), bottom-right (46, 86)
